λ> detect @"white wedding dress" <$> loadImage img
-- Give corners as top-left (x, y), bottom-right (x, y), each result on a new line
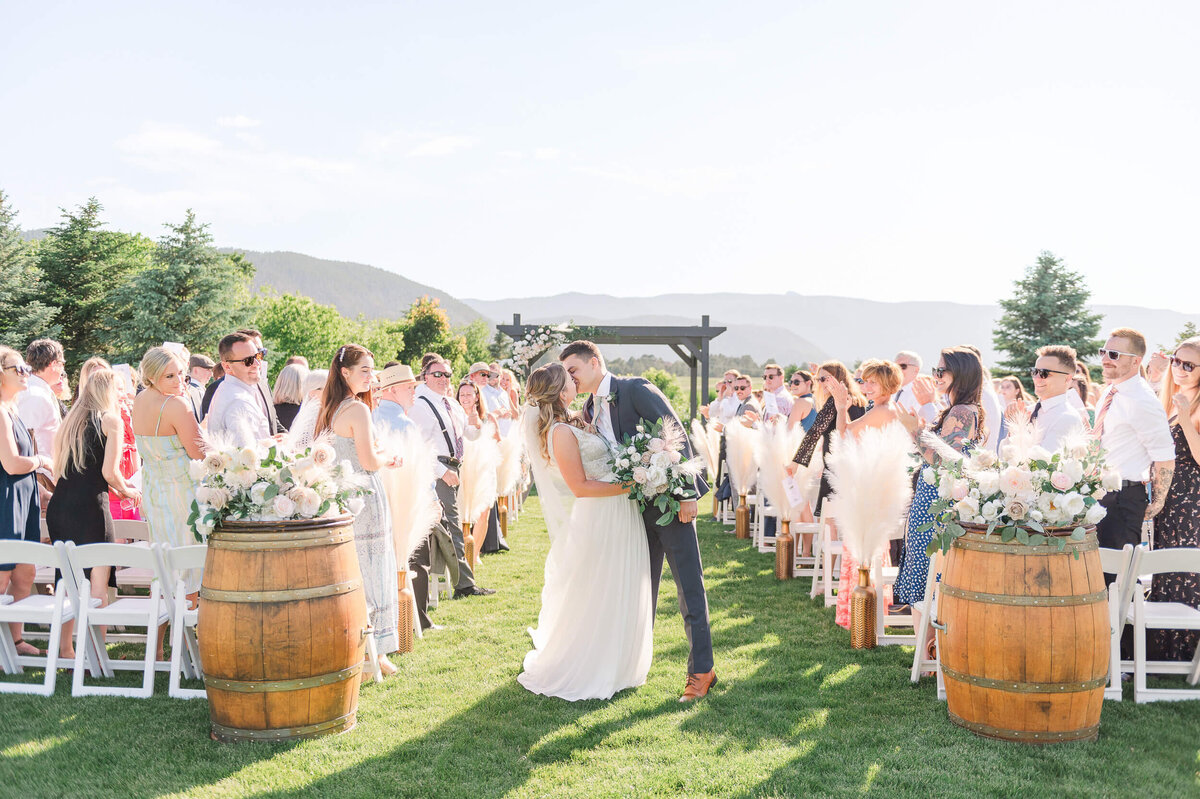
top-left (518, 421), bottom-right (653, 701)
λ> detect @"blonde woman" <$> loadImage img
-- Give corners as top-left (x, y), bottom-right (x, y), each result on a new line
top-left (517, 363), bottom-right (651, 701)
top-left (271, 362), bottom-right (307, 432)
top-left (78, 356), bottom-right (142, 522)
top-left (46, 369), bottom-right (140, 659)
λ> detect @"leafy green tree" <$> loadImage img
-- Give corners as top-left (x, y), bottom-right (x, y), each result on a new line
top-left (36, 198), bottom-right (154, 370)
top-left (488, 330), bottom-right (513, 362)
top-left (0, 190), bottom-right (59, 348)
top-left (461, 320), bottom-right (493, 365)
top-left (107, 210), bottom-right (254, 361)
top-left (396, 296), bottom-right (465, 372)
top-left (641, 367), bottom-right (686, 419)
top-left (255, 292), bottom-right (359, 380)
top-left (359, 318), bottom-right (406, 366)
top-left (1176, 321), bottom-right (1198, 346)
top-left (993, 251), bottom-right (1102, 385)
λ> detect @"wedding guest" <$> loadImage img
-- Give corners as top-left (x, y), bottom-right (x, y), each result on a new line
top-left (271, 363), bottom-right (307, 432)
top-left (458, 379), bottom-right (506, 555)
top-left (410, 357), bottom-right (493, 598)
top-left (1074, 377), bottom-right (1094, 424)
top-left (469, 362), bottom-right (512, 424)
top-left (730, 375), bottom-right (760, 424)
top-left (285, 355), bottom-right (309, 368)
top-left (961, 345), bottom-right (1002, 455)
top-left (82, 358), bottom-right (141, 522)
top-left (457, 380), bottom-right (494, 431)
top-left (1074, 363), bottom-right (1099, 414)
top-left (1146, 351), bottom-right (1169, 395)
top-left (895, 346), bottom-right (985, 648)
top-left (760, 363), bottom-right (792, 421)
top-left (312, 344), bottom-right (401, 675)
top-left (0, 347), bottom-right (51, 658)
top-left (997, 375), bottom-right (1031, 412)
top-left (893, 351), bottom-right (939, 423)
top-left (186, 354), bottom-right (214, 422)
top-left (17, 338), bottom-right (65, 461)
top-left (1027, 346), bottom-right (1085, 452)
top-left (207, 332), bottom-right (272, 447)
top-left (1093, 328), bottom-right (1175, 555)
top-left (1148, 336), bottom-right (1200, 660)
top-left (786, 370), bottom-right (818, 432)
top-left (499, 369), bottom-right (521, 409)
top-left (374, 364), bottom-right (418, 436)
top-left (47, 368), bottom-right (140, 658)
top-left (788, 361), bottom-right (867, 518)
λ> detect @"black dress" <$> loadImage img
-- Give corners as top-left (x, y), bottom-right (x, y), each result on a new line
top-left (274, 402), bottom-right (301, 432)
top-left (792, 397), bottom-right (866, 516)
top-left (0, 410), bottom-right (41, 571)
top-left (1148, 422), bottom-right (1200, 661)
top-left (46, 418), bottom-right (115, 584)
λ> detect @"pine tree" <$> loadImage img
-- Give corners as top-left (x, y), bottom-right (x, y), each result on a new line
top-left (107, 210), bottom-right (254, 360)
top-left (992, 251), bottom-right (1103, 382)
top-left (0, 190), bottom-right (59, 348)
top-left (36, 198), bottom-right (154, 370)
top-left (1176, 321), bottom-right (1198, 346)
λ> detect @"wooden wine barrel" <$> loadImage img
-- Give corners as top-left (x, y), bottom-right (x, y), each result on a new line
top-left (198, 515), bottom-right (368, 743)
top-left (938, 525), bottom-right (1109, 743)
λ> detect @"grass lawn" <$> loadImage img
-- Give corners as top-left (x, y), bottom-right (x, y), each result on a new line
top-left (2, 498), bottom-right (1198, 798)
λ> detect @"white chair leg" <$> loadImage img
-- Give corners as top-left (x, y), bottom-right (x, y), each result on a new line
top-left (138, 587), bottom-right (160, 697)
top-left (363, 628), bottom-right (383, 684)
top-left (1188, 644), bottom-right (1200, 686)
top-left (1105, 584), bottom-right (1123, 700)
top-left (411, 575), bottom-right (423, 641)
top-left (1133, 595), bottom-right (1148, 704)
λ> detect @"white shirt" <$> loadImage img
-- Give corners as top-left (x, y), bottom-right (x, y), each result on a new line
top-left (1095, 376), bottom-right (1175, 483)
top-left (481, 383), bottom-right (513, 435)
top-left (593, 372), bottom-right (617, 446)
top-left (16, 374), bottom-right (60, 457)
top-left (894, 383), bottom-right (939, 424)
top-left (716, 394), bottom-right (741, 424)
top-left (410, 383), bottom-right (476, 478)
top-left (980, 383), bottom-right (1003, 455)
top-left (1032, 392), bottom-right (1085, 453)
top-left (207, 374), bottom-right (271, 447)
top-left (763, 386), bottom-right (792, 420)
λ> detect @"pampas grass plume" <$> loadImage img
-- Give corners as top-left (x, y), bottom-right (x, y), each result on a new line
top-left (459, 421), bottom-right (501, 520)
top-left (377, 427), bottom-right (440, 566)
top-left (724, 419), bottom-right (759, 496)
top-left (826, 424), bottom-right (915, 564)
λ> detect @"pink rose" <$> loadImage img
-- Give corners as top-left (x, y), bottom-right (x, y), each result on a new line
top-left (668, 450), bottom-right (682, 464)
top-left (647, 438), bottom-right (665, 453)
top-left (632, 466), bottom-right (649, 484)
top-left (641, 452), bottom-right (653, 465)
top-left (951, 479), bottom-right (970, 501)
top-left (1050, 470), bottom-right (1073, 491)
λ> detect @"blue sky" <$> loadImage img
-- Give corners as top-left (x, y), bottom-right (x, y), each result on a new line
top-left (3, 1), bottom-right (1197, 311)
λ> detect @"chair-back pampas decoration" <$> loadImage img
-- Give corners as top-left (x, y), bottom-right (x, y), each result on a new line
top-left (691, 419), bottom-right (722, 519)
top-left (458, 422), bottom-right (501, 569)
top-left (755, 420), bottom-right (806, 579)
top-left (724, 421), bottom-right (758, 540)
top-left (496, 415), bottom-right (524, 540)
top-left (826, 423), bottom-right (915, 649)
top-left (378, 428), bottom-right (441, 654)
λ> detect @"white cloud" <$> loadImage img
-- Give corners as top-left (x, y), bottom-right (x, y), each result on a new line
top-left (533, 148), bottom-right (561, 161)
top-left (217, 115), bottom-right (261, 128)
top-left (406, 136), bottom-right (479, 157)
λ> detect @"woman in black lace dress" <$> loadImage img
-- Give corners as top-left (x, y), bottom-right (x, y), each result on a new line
top-left (1148, 337), bottom-right (1200, 661)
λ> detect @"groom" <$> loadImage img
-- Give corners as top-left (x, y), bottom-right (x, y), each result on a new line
top-left (560, 340), bottom-right (717, 701)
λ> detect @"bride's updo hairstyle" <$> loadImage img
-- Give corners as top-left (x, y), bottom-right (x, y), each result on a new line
top-left (526, 363), bottom-right (588, 464)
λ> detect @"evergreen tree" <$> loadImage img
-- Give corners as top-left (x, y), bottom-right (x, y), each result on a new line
top-left (107, 210), bottom-right (254, 360)
top-left (1176, 321), bottom-right (1198, 346)
top-left (37, 198), bottom-right (154, 370)
top-left (0, 191), bottom-right (59, 348)
top-left (992, 251), bottom-right (1102, 382)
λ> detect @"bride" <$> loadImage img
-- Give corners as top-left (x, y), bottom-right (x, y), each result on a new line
top-left (518, 363), bottom-right (653, 701)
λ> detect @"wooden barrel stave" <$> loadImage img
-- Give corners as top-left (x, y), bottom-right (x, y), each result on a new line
top-left (939, 528), bottom-right (1108, 743)
top-left (199, 517), bottom-right (366, 743)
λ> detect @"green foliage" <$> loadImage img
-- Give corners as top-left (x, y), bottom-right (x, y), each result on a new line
top-left (608, 352), bottom-right (763, 378)
top-left (992, 251), bottom-right (1103, 388)
top-left (255, 292), bottom-right (364, 379)
top-left (489, 330), bottom-right (514, 361)
top-left (461, 319), bottom-right (493, 366)
top-left (0, 190), bottom-right (59, 348)
top-left (641, 367), bottom-right (686, 419)
top-left (106, 210), bottom-right (255, 362)
top-left (35, 198), bottom-right (154, 371)
top-left (1176, 321), bottom-right (1198, 346)
top-left (396, 295), bottom-right (467, 373)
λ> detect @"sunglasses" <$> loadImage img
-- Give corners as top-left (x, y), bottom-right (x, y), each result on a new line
top-left (762, 373), bottom-right (780, 380)
top-left (1029, 367), bottom-right (1071, 379)
top-left (854, 377), bottom-right (865, 385)
top-left (789, 379), bottom-right (807, 386)
top-left (931, 367), bottom-right (949, 378)
top-left (897, 363), bottom-right (914, 371)
top-left (1171, 356), bottom-right (1197, 373)
top-left (225, 352), bottom-right (264, 368)
top-left (817, 376), bottom-right (829, 383)
top-left (427, 371), bottom-right (452, 379)
top-left (2, 363), bottom-right (32, 377)
top-left (1098, 348), bottom-right (1138, 361)
top-left (734, 384), bottom-right (750, 391)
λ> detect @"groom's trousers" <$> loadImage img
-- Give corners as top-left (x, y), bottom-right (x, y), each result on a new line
top-left (644, 512), bottom-right (714, 675)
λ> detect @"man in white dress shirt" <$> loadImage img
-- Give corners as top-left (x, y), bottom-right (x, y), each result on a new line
top-left (760, 364), bottom-right (792, 421)
top-left (207, 332), bottom-right (273, 447)
top-left (1028, 345), bottom-right (1085, 452)
top-left (409, 357), bottom-right (492, 598)
top-left (16, 338), bottom-right (65, 459)
top-left (893, 351), bottom-right (939, 424)
top-left (1093, 327), bottom-right (1175, 554)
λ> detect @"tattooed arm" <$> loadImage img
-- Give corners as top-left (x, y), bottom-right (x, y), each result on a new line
top-left (1145, 460), bottom-right (1175, 519)
top-left (915, 404), bottom-right (978, 465)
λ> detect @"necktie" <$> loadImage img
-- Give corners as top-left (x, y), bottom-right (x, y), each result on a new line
top-left (1030, 401), bottom-right (1042, 421)
top-left (1092, 387), bottom-right (1117, 438)
top-left (595, 394), bottom-right (609, 436)
top-left (442, 398), bottom-right (464, 458)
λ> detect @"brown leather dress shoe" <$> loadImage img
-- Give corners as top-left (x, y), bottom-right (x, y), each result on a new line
top-left (679, 670), bottom-right (717, 702)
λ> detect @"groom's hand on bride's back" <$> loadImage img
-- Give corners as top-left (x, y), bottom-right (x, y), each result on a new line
top-left (678, 500), bottom-right (698, 524)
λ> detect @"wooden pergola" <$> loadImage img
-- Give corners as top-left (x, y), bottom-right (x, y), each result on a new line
top-left (497, 314), bottom-right (726, 419)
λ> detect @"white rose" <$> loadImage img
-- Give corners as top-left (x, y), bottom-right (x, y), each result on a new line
top-left (348, 497), bottom-right (365, 515)
top-left (187, 459), bottom-right (208, 482)
top-left (954, 496), bottom-right (980, 519)
top-left (1004, 498), bottom-right (1029, 520)
top-left (203, 453), bottom-right (226, 475)
top-left (973, 449), bottom-right (997, 469)
top-left (1028, 445), bottom-right (1053, 464)
top-left (1063, 492), bottom-right (1085, 516)
top-left (1029, 508), bottom-right (1044, 523)
top-left (311, 442), bottom-right (336, 468)
top-left (232, 468), bottom-right (259, 489)
top-left (975, 472), bottom-right (1000, 497)
top-left (1050, 470), bottom-right (1074, 492)
top-left (668, 450), bottom-right (682, 464)
top-left (999, 466), bottom-right (1032, 496)
top-left (921, 466), bottom-right (936, 486)
top-left (951, 478), bottom-right (970, 501)
top-left (237, 447), bottom-right (259, 470)
top-left (980, 501), bottom-right (1001, 522)
top-left (1100, 469), bottom-right (1122, 491)
top-left (272, 494), bottom-right (297, 517)
top-left (195, 486), bottom-right (211, 505)
top-left (1085, 503), bottom-right (1107, 525)
top-left (938, 474), bottom-right (954, 499)
top-left (250, 482), bottom-right (271, 505)
top-left (207, 487), bottom-right (230, 510)
top-left (646, 466), bottom-right (666, 484)
top-left (1059, 458), bottom-right (1084, 484)
top-left (651, 452), bottom-right (670, 469)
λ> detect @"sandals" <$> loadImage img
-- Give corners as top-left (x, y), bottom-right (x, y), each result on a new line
top-left (13, 639), bottom-right (47, 657)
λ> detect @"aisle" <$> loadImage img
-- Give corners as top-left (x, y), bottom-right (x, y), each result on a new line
top-left (0, 498), bottom-right (1196, 798)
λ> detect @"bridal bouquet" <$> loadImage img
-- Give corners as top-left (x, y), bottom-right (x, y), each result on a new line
top-left (187, 438), bottom-right (373, 540)
top-left (922, 427), bottom-right (1118, 556)
top-left (609, 418), bottom-right (702, 525)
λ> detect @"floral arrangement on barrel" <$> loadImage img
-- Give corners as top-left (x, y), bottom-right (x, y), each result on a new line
top-left (609, 418), bottom-right (702, 525)
top-left (921, 425), bottom-right (1120, 555)
top-left (187, 438), bottom-right (373, 540)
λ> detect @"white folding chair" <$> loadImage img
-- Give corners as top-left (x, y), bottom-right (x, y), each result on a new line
top-left (791, 520), bottom-right (822, 590)
top-left (1099, 544), bottom-right (1137, 700)
top-left (161, 544), bottom-right (206, 699)
top-left (0, 541), bottom-right (100, 695)
top-left (820, 515), bottom-right (841, 608)
top-left (755, 490), bottom-right (778, 554)
top-left (31, 519), bottom-right (56, 595)
top-left (1132, 547), bottom-right (1200, 703)
top-left (65, 541), bottom-right (170, 698)
top-left (909, 551), bottom-right (946, 700)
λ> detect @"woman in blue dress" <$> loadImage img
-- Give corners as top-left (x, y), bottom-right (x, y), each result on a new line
top-left (786, 370), bottom-right (819, 433)
top-left (894, 347), bottom-right (985, 653)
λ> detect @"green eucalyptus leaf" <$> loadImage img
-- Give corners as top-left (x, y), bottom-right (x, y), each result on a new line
top-left (1000, 526), bottom-right (1016, 543)
top-left (1028, 534), bottom-right (1046, 547)
top-left (1016, 528), bottom-right (1030, 545)
top-left (1070, 527), bottom-right (1086, 540)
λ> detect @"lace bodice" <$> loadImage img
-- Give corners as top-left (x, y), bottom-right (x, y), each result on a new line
top-left (550, 424), bottom-right (614, 482)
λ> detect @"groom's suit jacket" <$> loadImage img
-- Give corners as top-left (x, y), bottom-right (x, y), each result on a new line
top-left (583, 376), bottom-right (710, 505)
